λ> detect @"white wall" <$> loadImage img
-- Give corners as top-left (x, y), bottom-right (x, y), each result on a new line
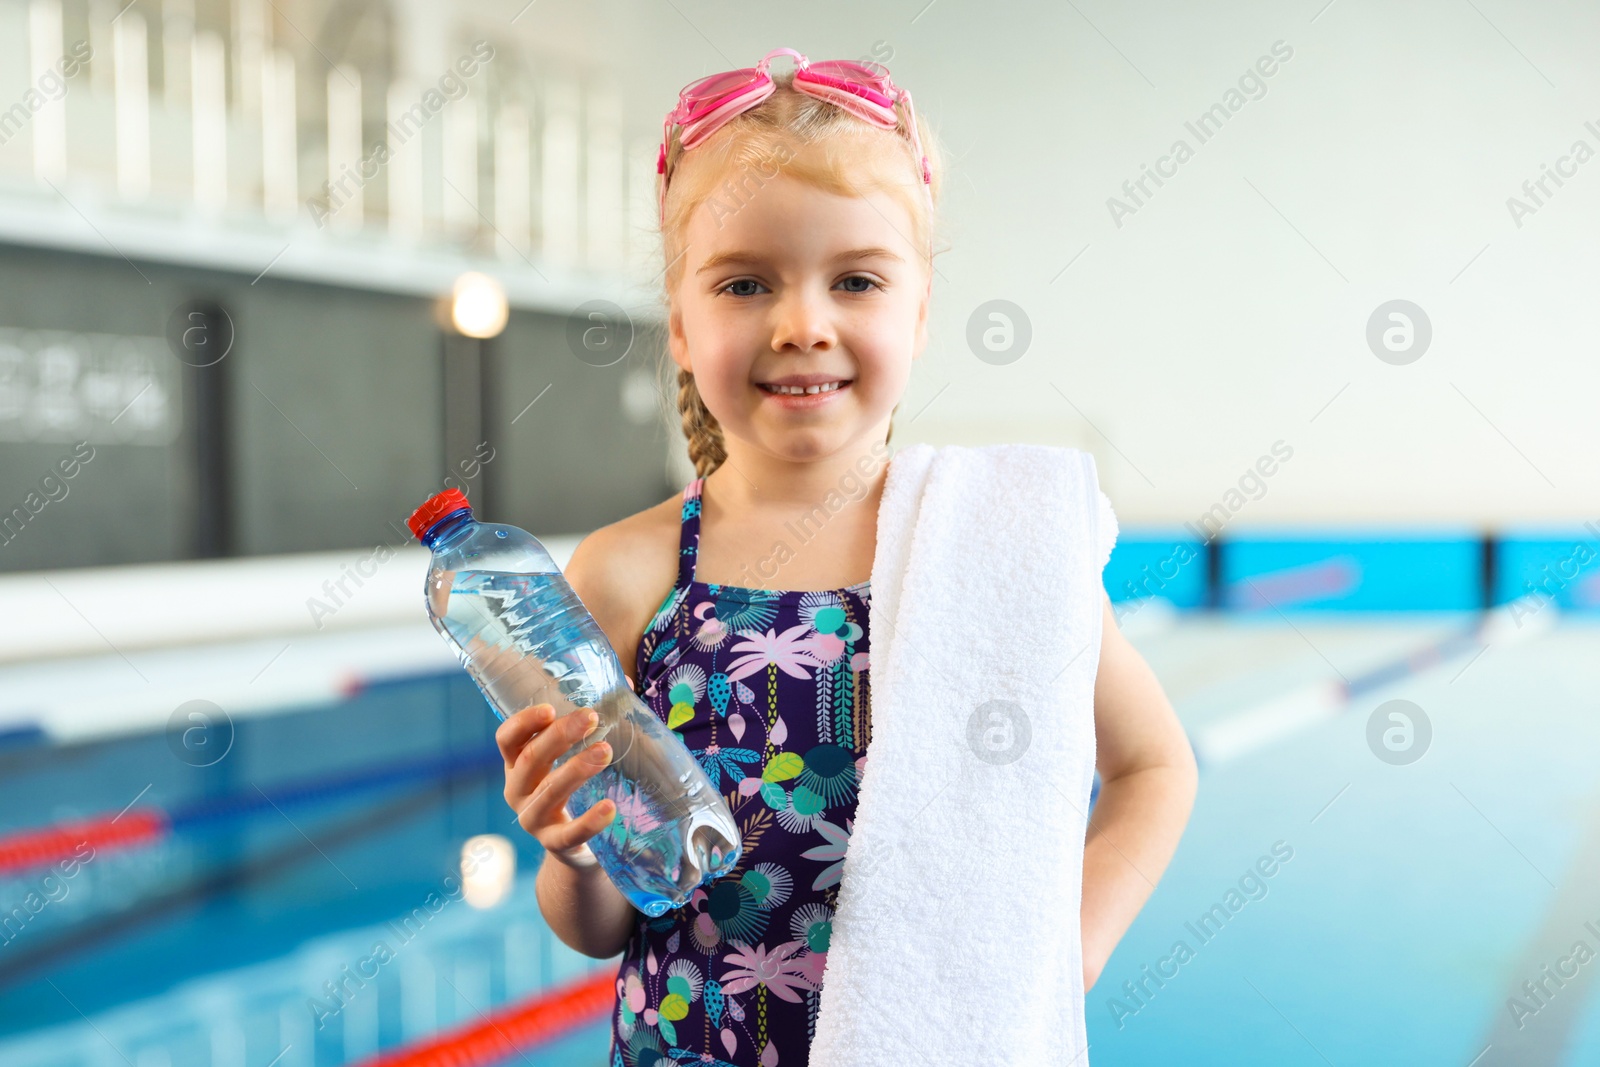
top-left (445, 1), bottom-right (1600, 526)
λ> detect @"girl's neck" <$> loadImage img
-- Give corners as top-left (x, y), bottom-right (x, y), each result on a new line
top-left (693, 436), bottom-right (890, 592)
top-left (704, 439), bottom-right (889, 512)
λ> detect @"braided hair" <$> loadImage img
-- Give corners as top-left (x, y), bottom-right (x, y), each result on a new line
top-left (675, 367), bottom-right (727, 479)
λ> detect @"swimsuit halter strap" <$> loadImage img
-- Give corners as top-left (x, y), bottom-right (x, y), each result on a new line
top-left (675, 478), bottom-right (704, 586)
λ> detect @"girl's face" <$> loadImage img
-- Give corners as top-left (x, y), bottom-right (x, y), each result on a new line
top-left (668, 172), bottom-right (931, 468)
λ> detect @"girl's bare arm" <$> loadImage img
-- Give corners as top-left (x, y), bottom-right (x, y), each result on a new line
top-left (535, 835), bottom-right (640, 959)
top-left (1080, 590), bottom-right (1199, 990)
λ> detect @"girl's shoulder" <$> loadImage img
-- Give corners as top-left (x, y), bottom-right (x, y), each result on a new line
top-left (564, 490), bottom-right (685, 664)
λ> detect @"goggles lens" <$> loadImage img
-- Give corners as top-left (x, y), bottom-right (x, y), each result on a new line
top-left (803, 60), bottom-right (892, 91)
top-left (676, 67), bottom-right (765, 118)
top-left (793, 60), bottom-right (900, 120)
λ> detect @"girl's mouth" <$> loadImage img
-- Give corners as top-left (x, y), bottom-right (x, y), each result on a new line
top-left (755, 379), bottom-right (853, 408)
top-left (757, 380), bottom-right (850, 397)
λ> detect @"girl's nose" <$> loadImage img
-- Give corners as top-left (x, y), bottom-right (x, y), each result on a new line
top-left (770, 288), bottom-right (836, 353)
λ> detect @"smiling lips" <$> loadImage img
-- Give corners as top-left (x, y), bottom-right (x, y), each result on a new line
top-left (760, 381), bottom-right (847, 396)
top-left (756, 374), bottom-right (853, 400)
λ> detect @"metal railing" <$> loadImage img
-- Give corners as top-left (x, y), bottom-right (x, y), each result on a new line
top-left (1, 0), bottom-right (658, 288)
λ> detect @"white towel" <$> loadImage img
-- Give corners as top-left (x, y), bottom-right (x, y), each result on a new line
top-left (809, 442), bottom-right (1118, 1066)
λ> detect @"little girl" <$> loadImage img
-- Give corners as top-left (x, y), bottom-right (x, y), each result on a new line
top-left (495, 48), bottom-right (1197, 1067)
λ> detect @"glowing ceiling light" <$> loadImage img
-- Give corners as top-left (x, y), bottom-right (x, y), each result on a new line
top-left (451, 272), bottom-right (509, 339)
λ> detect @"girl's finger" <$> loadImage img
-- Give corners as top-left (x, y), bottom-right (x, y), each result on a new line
top-left (496, 704), bottom-right (554, 767)
top-left (504, 708), bottom-right (599, 800)
top-left (542, 796), bottom-right (616, 856)
top-left (513, 740), bottom-right (611, 833)
top-left (545, 741), bottom-right (613, 805)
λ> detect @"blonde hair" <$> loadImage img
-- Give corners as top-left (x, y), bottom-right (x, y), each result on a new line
top-left (657, 68), bottom-right (945, 478)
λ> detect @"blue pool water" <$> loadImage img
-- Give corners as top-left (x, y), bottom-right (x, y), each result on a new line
top-left (0, 669), bottom-right (616, 1066)
top-left (1087, 614), bottom-right (1600, 1066)
top-left (3, 614), bottom-right (1597, 1065)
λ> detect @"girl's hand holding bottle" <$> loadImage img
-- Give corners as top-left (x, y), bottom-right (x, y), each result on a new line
top-left (497, 701), bottom-right (615, 868)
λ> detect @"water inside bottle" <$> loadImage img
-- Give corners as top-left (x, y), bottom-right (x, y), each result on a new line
top-left (435, 568), bottom-right (742, 916)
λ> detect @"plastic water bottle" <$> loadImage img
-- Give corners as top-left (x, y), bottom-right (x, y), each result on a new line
top-left (407, 488), bottom-right (742, 916)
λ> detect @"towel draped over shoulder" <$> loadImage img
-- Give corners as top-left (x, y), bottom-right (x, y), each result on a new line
top-left (808, 442), bottom-right (1117, 1065)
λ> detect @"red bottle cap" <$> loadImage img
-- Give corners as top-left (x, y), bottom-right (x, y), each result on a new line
top-left (407, 488), bottom-right (472, 540)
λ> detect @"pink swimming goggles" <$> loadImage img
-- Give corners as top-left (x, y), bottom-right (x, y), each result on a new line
top-left (656, 46), bottom-right (932, 227)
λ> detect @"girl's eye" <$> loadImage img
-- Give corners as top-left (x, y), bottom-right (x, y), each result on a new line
top-left (837, 275), bottom-right (880, 293)
top-left (718, 276), bottom-right (881, 297)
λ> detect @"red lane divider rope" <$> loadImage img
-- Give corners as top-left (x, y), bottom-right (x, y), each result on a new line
top-left (0, 810), bottom-right (167, 876)
top-left (353, 964), bottom-right (620, 1067)
top-left (0, 749), bottom-right (502, 877)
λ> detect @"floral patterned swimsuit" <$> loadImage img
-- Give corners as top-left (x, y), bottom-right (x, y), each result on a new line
top-left (608, 477), bottom-right (873, 1067)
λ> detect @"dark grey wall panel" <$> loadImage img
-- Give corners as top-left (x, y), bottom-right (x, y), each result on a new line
top-left (486, 311), bottom-right (676, 537)
top-left (0, 241), bottom-right (672, 573)
top-left (0, 245), bottom-right (193, 571)
top-left (225, 275), bottom-right (441, 556)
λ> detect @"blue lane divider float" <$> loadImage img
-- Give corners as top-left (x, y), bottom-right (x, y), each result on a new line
top-left (1220, 529), bottom-right (1484, 611)
top-left (1494, 526), bottom-right (1600, 608)
top-left (1108, 525), bottom-right (1600, 613)
top-left (1104, 534), bottom-right (1209, 609)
